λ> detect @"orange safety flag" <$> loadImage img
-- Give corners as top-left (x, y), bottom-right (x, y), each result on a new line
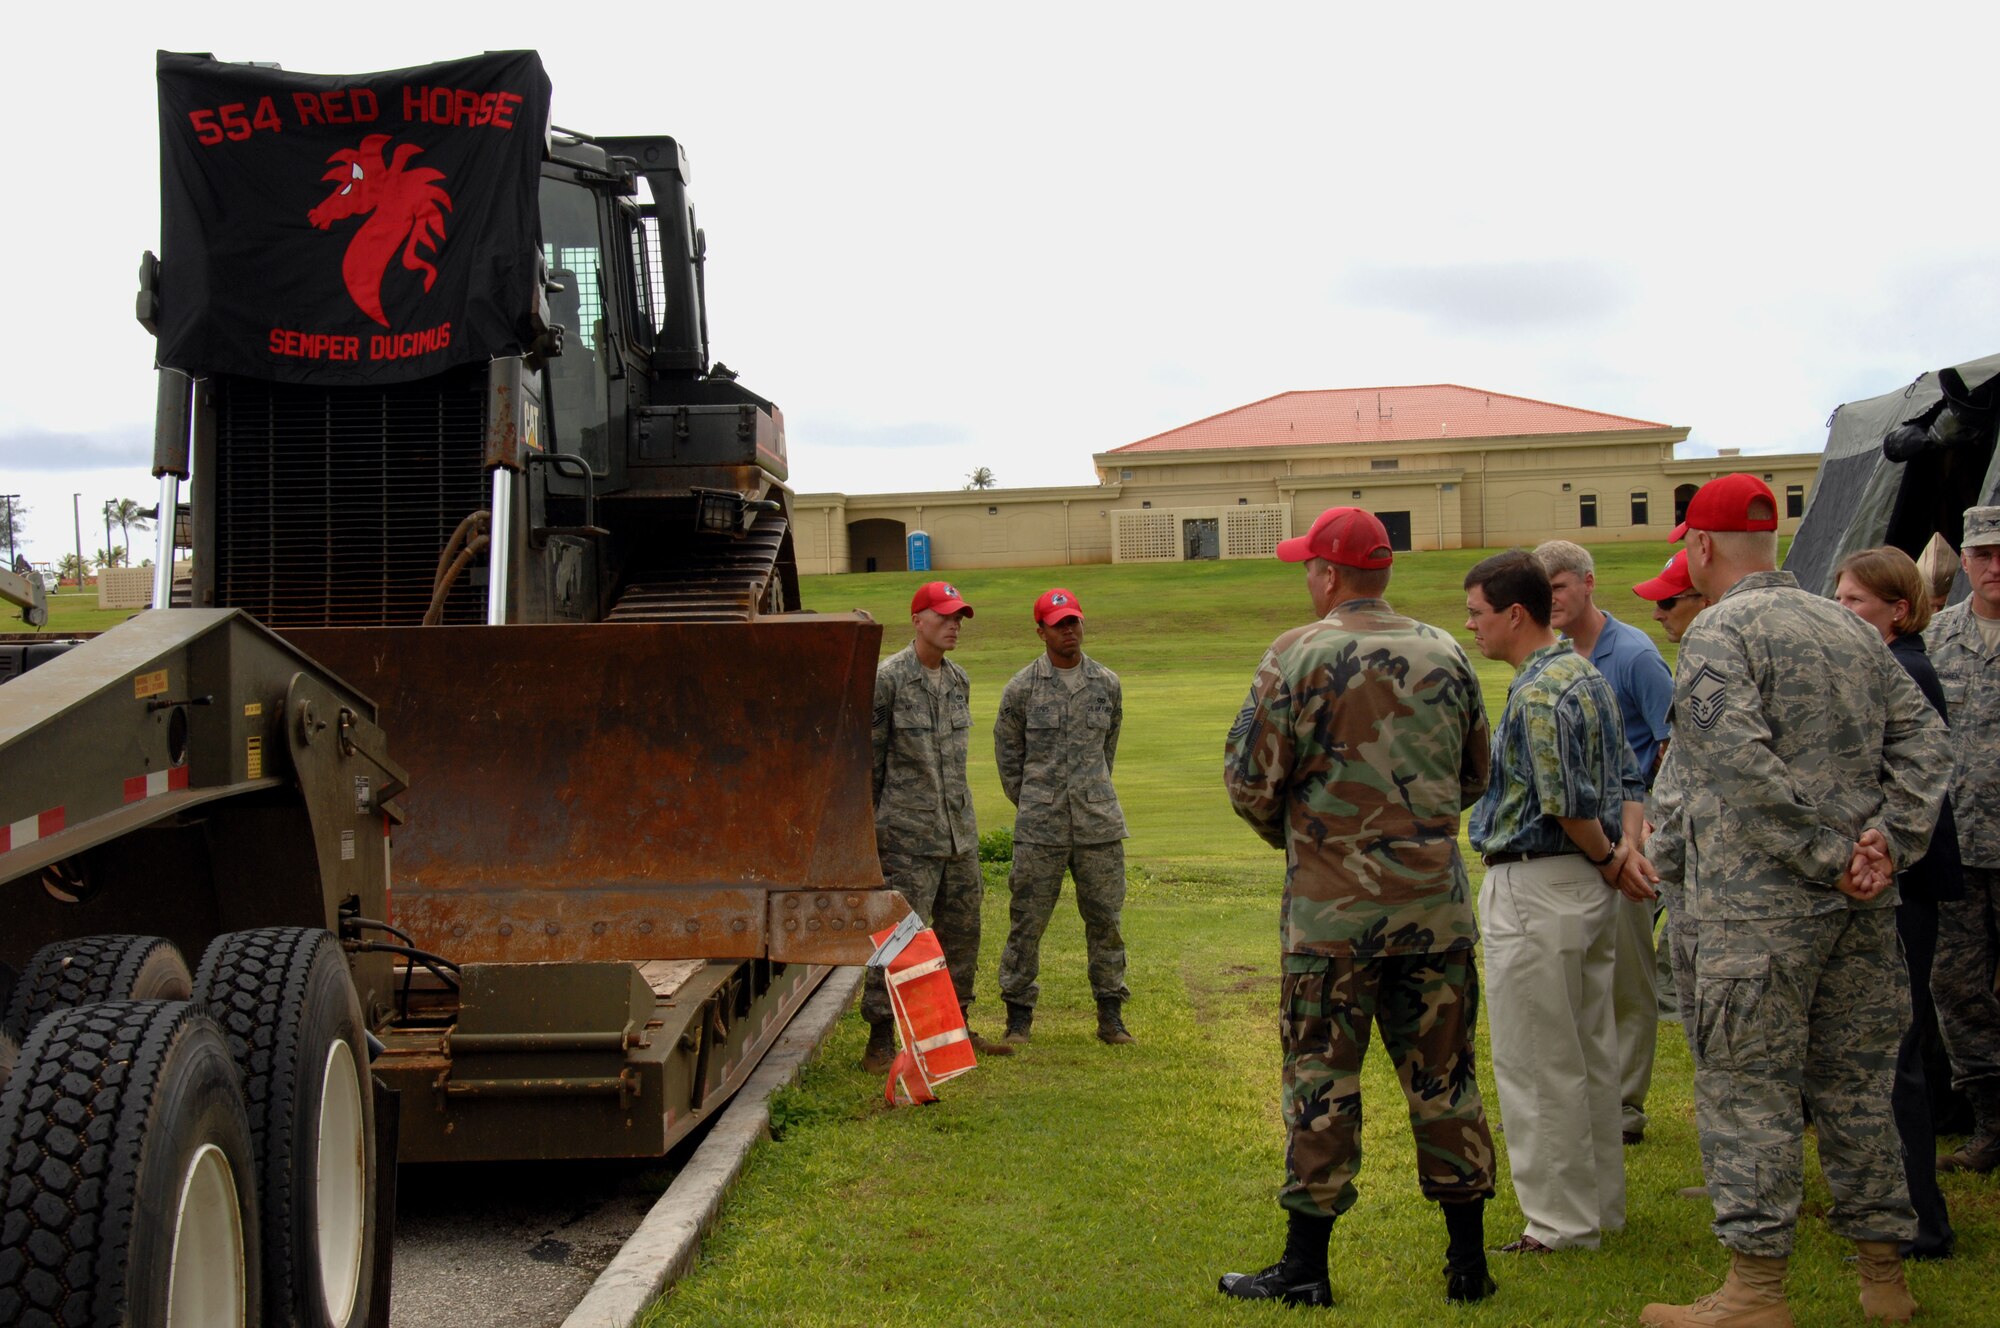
top-left (868, 921), bottom-right (975, 1105)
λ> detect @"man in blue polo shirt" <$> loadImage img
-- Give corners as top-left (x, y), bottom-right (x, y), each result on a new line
top-left (1536, 540), bottom-right (1673, 1148)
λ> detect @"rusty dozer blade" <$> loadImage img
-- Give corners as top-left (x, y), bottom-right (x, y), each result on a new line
top-left (282, 616), bottom-right (910, 965)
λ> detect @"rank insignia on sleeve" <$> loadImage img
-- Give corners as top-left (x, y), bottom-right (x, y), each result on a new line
top-left (1683, 664), bottom-right (1729, 729)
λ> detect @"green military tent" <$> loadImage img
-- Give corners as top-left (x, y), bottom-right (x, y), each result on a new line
top-left (1785, 351), bottom-right (2000, 601)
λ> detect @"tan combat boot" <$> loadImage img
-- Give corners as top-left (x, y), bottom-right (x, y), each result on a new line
top-left (1639, 1252), bottom-right (1793, 1328)
top-left (1854, 1240), bottom-right (1917, 1322)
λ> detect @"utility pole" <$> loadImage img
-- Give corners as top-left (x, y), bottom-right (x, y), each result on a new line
top-left (1, 493), bottom-right (17, 565)
top-left (73, 492), bottom-right (84, 590)
top-left (103, 502), bottom-right (113, 570)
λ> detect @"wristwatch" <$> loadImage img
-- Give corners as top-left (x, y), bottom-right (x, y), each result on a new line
top-left (1586, 845), bottom-right (1618, 867)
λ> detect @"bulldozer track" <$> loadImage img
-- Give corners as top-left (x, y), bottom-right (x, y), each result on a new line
top-left (605, 510), bottom-right (788, 623)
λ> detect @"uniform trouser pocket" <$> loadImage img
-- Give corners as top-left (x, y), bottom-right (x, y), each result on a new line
top-left (1695, 948), bottom-right (1770, 1070)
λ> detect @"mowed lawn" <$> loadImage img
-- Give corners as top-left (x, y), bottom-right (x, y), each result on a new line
top-left (9, 585), bottom-right (132, 636)
top-left (654, 545), bottom-right (1994, 1326)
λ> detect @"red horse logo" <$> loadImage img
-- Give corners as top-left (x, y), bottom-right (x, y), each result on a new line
top-left (307, 134), bottom-right (452, 327)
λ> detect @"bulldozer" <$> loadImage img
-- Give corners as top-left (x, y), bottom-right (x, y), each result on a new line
top-left (0, 50), bottom-right (905, 1328)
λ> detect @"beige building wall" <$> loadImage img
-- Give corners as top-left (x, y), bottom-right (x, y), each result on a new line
top-left (793, 487), bottom-right (1118, 575)
top-left (793, 430), bottom-right (1823, 574)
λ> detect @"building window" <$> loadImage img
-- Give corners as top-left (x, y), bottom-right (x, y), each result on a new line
top-left (1579, 493), bottom-right (1598, 528)
top-left (1141, 500), bottom-right (1151, 509)
top-left (1236, 497), bottom-right (1248, 505)
top-left (1120, 469), bottom-right (1133, 481)
top-left (1630, 491), bottom-right (1649, 526)
top-left (1786, 485), bottom-right (1804, 518)
top-left (987, 506), bottom-right (998, 516)
top-left (1370, 459), bottom-right (1399, 471)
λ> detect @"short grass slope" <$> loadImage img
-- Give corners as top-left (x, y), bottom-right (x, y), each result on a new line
top-left (644, 542), bottom-right (1989, 1324)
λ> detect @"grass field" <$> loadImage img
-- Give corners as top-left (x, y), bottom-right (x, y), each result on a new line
top-left (644, 543), bottom-right (1996, 1326)
top-left (14, 585), bottom-right (135, 635)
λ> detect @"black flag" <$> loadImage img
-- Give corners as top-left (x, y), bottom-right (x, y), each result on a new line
top-left (156, 50), bottom-right (551, 385)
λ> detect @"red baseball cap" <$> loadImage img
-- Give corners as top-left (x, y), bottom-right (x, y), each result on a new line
top-left (1669, 473), bottom-right (1779, 541)
top-left (1633, 549), bottom-right (1694, 602)
top-left (911, 581), bottom-right (973, 617)
top-left (1275, 507), bottom-right (1394, 568)
top-left (1033, 588), bottom-right (1083, 625)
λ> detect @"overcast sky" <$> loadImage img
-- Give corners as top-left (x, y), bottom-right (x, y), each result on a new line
top-left (4, 1), bottom-right (1995, 565)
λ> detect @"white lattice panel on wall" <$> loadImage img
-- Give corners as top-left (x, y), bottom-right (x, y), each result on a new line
top-left (1222, 506), bottom-right (1288, 559)
top-left (1112, 510), bottom-right (1179, 563)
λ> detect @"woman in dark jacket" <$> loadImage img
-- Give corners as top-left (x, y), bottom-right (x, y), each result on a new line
top-left (1836, 546), bottom-right (1962, 1260)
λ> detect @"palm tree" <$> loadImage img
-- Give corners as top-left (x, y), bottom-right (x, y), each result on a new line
top-left (95, 547), bottom-right (127, 571)
top-left (56, 552), bottom-right (86, 587)
top-left (965, 467), bottom-right (996, 490)
top-left (108, 498), bottom-right (152, 558)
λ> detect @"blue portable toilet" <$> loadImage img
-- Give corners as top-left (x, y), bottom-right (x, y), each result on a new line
top-left (907, 530), bottom-right (932, 572)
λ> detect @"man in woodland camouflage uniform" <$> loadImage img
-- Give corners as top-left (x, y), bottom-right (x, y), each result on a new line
top-left (1218, 507), bottom-right (1498, 1307)
top-left (1641, 475), bottom-right (1947, 1328)
top-left (1925, 505), bottom-right (2000, 1176)
top-left (863, 581), bottom-right (1012, 1071)
top-left (994, 587), bottom-right (1133, 1046)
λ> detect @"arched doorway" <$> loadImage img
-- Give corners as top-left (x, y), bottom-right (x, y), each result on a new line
top-left (1674, 484), bottom-right (1699, 526)
top-left (846, 518), bottom-right (907, 573)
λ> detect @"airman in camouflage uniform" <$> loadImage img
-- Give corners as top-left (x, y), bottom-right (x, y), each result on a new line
top-left (994, 588), bottom-right (1132, 1047)
top-left (1923, 505), bottom-right (2000, 1174)
top-left (1216, 508), bottom-right (1498, 1309)
top-left (1633, 548), bottom-right (1712, 1038)
top-left (1641, 475), bottom-right (1949, 1328)
top-left (862, 581), bottom-right (1011, 1070)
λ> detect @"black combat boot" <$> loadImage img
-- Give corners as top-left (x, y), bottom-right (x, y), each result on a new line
top-left (1003, 1001), bottom-right (1033, 1044)
top-left (861, 1019), bottom-right (897, 1073)
top-left (1217, 1212), bottom-right (1335, 1306)
top-left (1096, 997), bottom-right (1135, 1045)
top-left (1441, 1199), bottom-right (1497, 1303)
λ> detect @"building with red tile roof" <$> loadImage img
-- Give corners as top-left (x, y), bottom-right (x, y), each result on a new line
top-left (792, 384), bottom-right (1822, 572)
top-left (1103, 385), bottom-right (1669, 457)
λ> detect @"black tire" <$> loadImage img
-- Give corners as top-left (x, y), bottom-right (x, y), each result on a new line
top-left (196, 928), bottom-right (381, 1328)
top-left (0, 1000), bottom-right (261, 1327)
top-left (1, 935), bottom-right (194, 1042)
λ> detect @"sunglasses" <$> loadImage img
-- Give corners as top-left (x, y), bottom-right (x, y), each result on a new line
top-left (1655, 596), bottom-right (1686, 611)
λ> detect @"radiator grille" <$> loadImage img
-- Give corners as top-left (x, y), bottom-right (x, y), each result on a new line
top-left (211, 368), bottom-right (489, 626)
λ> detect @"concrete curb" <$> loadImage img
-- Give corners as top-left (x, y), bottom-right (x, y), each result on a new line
top-left (559, 966), bottom-right (863, 1328)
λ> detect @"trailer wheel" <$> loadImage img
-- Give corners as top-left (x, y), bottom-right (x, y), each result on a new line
top-left (0, 963), bottom-right (15, 1089)
top-left (196, 928), bottom-right (379, 1328)
top-left (1, 934), bottom-right (194, 1042)
top-left (0, 1000), bottom-right (260, 1328)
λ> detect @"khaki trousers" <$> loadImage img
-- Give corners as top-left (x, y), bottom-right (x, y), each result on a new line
top-left (1612, 893), bottom-right (1660, 1135)
top-left (1479, 854), bottom-right (1624, 1249)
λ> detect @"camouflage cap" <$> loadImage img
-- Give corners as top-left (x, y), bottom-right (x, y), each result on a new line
top-left (1963, 505), bottom-right (2000, 550)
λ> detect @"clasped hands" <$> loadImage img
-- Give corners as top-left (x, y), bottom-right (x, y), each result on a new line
top-left (1596, 839), bottom-right (1658, 904)
top-left (1836, 828), bottom-right (1895, 901)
